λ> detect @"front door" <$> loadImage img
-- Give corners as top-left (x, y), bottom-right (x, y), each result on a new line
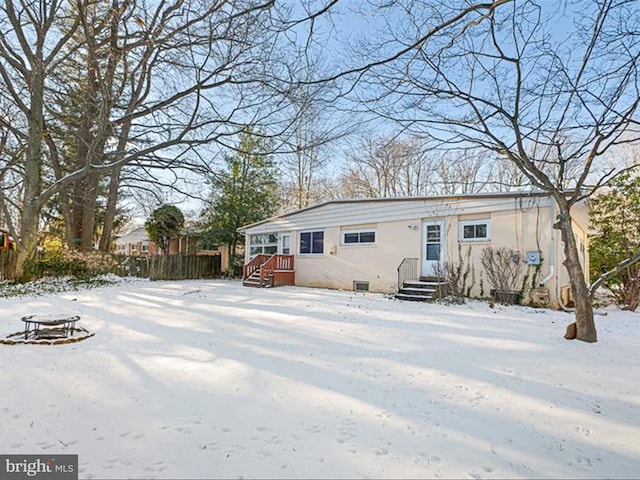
top-left (421, 221), bottom-right (444, 277)
top-left (280, 234), bottom-right (291, 255)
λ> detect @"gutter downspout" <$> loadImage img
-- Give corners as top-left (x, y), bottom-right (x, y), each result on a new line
top-left (538, 196), bottom-right (574, 312)
top-left (549, 197), bottom-right (576, 312)
top-left (539, 197), bottom-right (602, 315)
top-left (539, 197), bottom-right (556, 287)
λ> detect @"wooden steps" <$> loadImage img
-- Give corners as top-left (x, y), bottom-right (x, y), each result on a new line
top-left (242, 271), bottom-right (272, 288)
top-left (242, 254), bottom-right (295, 288)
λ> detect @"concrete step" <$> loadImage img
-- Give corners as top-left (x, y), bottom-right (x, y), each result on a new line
top-left (420, 276), bottom-right (445, 283)
top-left (395, 293), bottom-right (434, 302)
top-left (399, 287), bottom-right (437, 295)
top-left (405, 279), bottom-right (445, 286)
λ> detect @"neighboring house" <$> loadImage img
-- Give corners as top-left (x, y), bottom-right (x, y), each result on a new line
top-left (238, 191), bottom-right (590, 307)
top-left (113, 227), bottom-right (232, 271)
top-left (114, 227), bottom-right (153, 256)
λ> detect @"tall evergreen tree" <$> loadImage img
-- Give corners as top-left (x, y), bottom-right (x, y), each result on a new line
top-left (590, 172), bottom-right (640, 311)
top-left (203, 130), bottom-right (280, 260)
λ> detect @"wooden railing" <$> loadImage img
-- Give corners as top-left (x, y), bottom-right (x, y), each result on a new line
top-left (243, 254), bottom-right (295, 287)
top-left (243, 254), bottom-right (270, 280)
top-left (274, 254), bottom-right (294, 271)
top-left (259, 255), bottom-right (277, 286)
top-left (397, 257), bottom-right (419, 290)
top-left (258, 254), bottom-right (295, 286)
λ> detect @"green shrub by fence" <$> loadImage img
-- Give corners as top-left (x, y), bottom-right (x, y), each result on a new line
top-left (0, 251), bottom-right (221, 282)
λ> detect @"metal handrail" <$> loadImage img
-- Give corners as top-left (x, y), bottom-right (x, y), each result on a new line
top-left (397, 257), bottom-right (419, 290)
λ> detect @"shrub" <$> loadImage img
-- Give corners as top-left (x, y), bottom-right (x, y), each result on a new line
top-left (481, 247), bottom-right (524, 304)
top-left (435, 245), bottom-right (475, 304)
top-left (24, 251), bottom-right (117, 280)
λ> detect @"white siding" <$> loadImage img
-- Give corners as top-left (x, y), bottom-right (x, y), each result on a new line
top-left (244, 195), bottom-right (551, 235)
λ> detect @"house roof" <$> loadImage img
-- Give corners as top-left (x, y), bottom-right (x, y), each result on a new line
top-left (238, 190), bottom-right (560, 234)
top-left (114, 227), bottom-right (149, 245)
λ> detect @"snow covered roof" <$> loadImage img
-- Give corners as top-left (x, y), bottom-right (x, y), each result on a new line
top-left (114, 227), bottom-right (149, 245)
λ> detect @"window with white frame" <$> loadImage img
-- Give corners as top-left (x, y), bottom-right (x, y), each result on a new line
top-left (281, 234), bottom-right (291, 254)
top-left (249, 233), bottom-right (278, 257)
top-left (460, 220), bottom-right (490, 241)
top-left (341, 229), bottom-right (376, 245)
top-left (141, 243), bottom-right (149, 253)
top-left (299, 230), bottom-right (324, 255)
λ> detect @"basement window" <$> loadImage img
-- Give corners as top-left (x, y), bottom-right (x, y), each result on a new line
top-left (353, 281), bottom-right (370, 292)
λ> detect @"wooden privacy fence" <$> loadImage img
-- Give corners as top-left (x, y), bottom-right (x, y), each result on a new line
top-left (0, 252), bottom-right (221, 282)
top-left (149, 254), bottom-right (221, 280)
top-left (108, 254), bottom-right (222, 280)
top-left (0, 250), bottom-right (17, 281)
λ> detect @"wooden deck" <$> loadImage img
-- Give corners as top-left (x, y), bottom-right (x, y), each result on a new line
top-left (243, 254), bottom-right (295, 288)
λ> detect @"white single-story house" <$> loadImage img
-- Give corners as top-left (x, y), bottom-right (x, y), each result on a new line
top-left (114, 227), bottom-right (152, 255)
top-left (238, 191), bottom-right (589, 307)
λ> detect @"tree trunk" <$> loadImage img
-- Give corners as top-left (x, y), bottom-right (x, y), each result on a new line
top-left (16, 66), bottom-right (45, 279)
top-left (556, 199), bottom-right (597, 343)
top-left (99, 165), bottom-right (122, 252)
top-left (99, 120), bottom-right (132, 252)
top-left (69, 173), bottom-right (99, 250)
top-left (231, 234), bottom-right (237, 258)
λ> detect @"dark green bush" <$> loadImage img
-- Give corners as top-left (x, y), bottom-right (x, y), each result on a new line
top-left (24, 252), bottom-right (89, 279)
top-left (23, 251), bottom-right (117, 280)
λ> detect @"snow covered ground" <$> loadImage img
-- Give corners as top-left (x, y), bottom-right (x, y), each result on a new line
top-left (1, 278), bottom-right (639, 479)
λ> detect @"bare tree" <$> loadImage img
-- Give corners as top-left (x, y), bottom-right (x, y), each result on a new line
top-left (434, 150), bottom-right (494, 195)
top-left (338, 134), bottom-right (503, 198)
top-left (340, 134), bottom-right (437, 198)
top-left (0, 99), bottom-right (22, 235)
top-left (278, 95), bottom-right (335, 210)
top-left (0, 0), bottom-right (81, 273)
top-left (331, 0), bottom-right (640, 342)
top-left (0, 0), bottom-right (316, 275)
